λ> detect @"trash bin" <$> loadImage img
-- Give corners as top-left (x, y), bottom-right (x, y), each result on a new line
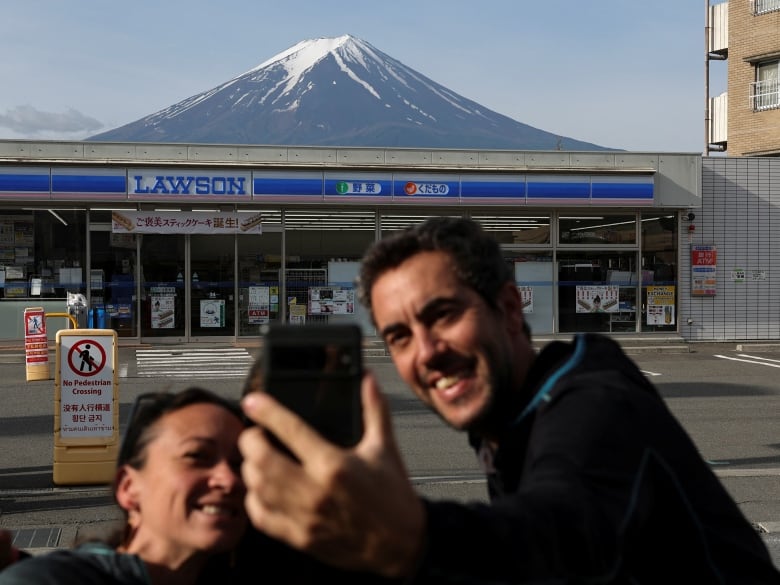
top-left (87, 304), bottom-right (107, 329)
top-left (66, 292), bottom-right (88, 329)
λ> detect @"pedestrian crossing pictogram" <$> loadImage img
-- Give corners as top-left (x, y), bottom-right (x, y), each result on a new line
top-left (67, 339), bottom-right (106, 377)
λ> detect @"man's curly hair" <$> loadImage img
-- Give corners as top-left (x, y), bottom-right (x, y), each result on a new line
top-left (357, 216), bottom-right (515, 320)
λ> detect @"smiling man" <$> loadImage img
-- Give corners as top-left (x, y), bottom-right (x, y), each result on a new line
top-left (239, 216), bottom-right (780, 584)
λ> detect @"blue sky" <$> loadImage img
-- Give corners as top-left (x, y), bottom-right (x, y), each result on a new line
top-left (0, 0), bottom-right (725, 152)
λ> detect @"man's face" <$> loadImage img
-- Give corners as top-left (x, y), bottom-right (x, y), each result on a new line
top-left (370, 250), bottom-right (525, 431)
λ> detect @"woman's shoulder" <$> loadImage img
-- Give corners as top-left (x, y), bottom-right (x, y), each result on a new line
top-left (0, 542), bottom-right (149, 585)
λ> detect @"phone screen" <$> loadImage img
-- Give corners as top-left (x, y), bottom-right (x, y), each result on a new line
top-left (261, 324), bottom-right (363, 448)
top-left (268, 341), bottom-right (358, 375)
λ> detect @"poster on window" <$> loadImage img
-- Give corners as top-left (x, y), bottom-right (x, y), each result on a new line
top-left (289, 302), bottom-right (307, 324)
top-left (151, 290), bottom-right (175, 329)
top-left (308, 286), bottom-right (355, 315)
top-left (200, 299), bottom-right (225, 327)
top-left (575, 285), bottom-right (619, 313)
top-left (248, 286), bottom-right (270, 325)
top-left (646, 285), bottom-right (675, 326)
top-left (517, 286), bottom-right (534, 313)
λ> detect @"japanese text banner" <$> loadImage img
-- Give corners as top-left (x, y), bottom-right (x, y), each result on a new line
top-left (111, 210), bottom-right (262, 234)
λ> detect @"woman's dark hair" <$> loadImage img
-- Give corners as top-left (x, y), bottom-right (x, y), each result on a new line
top-left (117, 387), bottom-right (243, 471)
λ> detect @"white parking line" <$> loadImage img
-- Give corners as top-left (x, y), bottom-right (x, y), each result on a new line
top-left (640, 370), bottom-right (662, 377)
top-left (737, 353), bottom-right (780, 363)
top-left (714, 354), bottom-right (780, 368)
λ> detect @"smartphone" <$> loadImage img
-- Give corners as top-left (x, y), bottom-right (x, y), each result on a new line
top-left (259, 323), bottom-right (363, 448)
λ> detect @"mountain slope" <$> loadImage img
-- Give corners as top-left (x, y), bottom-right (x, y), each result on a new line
top-left (89, 35), bottom-right (613, 150)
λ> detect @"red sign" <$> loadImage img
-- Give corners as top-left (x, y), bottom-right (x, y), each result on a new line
top-left (24, 307), bottom-right (48, 365)
top-left (692, 248), bottom-right (717, 266)
top-left (691, 244), bottom-right (717, 296)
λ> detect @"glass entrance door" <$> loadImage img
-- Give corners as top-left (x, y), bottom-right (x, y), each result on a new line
top-left (140, 234), bottom-right (187, 340)
top-left (557, 251), bottom-right (638, 333)
top-left (139, 234), bottom-right (236, 342)
top-left (190, 234), bottom-right (235, 341)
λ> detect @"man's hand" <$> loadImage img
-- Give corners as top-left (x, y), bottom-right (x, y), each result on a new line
top-left (239, 370), bottom-right (426, 579)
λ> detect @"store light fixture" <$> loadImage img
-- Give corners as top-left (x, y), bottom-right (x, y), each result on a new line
top-left (47, 209), bottom-right (68, 226)
top-left (569, 219), bottom-right (635, 232)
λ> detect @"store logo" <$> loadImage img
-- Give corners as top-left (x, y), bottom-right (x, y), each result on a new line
top-left (132, 175), bottom-right (247, 195)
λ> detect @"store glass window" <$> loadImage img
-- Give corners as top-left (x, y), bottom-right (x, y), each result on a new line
top-left (473, 213), bottom-right (551, 245)
top-left (1, 209), bottom-right (86, 300)
top-left (238, 209), bottom-right (283, 336)
top-left (511, 252), bottom-right (554, 335)
top-left (283, 209), bottom-right (375, 328)
top-left (471, 213), bottom-right (553, 336)
top-left (557, 251), bottom-right (638, 333)
top-left (89, 210), bottom-right (138, 336)
top-left (640, 213), bottom-right (678, 332)
top-left (559, 214), bottom-right (637, 245)
top-left (380, 211), bottom-right (457, 237)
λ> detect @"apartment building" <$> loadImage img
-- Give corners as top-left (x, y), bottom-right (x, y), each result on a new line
top-left (707, 0), bottom-right (780, 156)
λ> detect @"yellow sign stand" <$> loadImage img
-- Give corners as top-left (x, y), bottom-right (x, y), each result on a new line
top-left (53, 329), bottom-right (119, 485)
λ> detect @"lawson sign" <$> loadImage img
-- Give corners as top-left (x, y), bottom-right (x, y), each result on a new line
top-left (129, 169), bottom-right (250, 201)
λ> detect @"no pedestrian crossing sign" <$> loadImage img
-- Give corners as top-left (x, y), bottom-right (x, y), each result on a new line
top-left (53, 329), bottom-right (119, 485)
top-left (56, 330), bottom-right (117, 440)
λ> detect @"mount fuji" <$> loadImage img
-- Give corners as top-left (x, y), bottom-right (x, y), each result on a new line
top-left (89, 35), bottom-right (612, 151)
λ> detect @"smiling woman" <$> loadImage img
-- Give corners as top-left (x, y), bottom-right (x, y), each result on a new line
top-left (0, 388), bottom-right (248, 585)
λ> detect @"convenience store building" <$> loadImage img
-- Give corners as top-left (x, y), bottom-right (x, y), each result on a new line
top-left (1, 140), bottom-right (765, 344)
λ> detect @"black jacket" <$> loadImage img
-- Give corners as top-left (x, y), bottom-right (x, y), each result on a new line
top-left (414, 334), bottom-right (780, 584)
top-left (0, 543), bottom-right (150, 585)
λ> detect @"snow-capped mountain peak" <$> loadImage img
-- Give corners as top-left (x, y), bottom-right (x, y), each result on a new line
top-left (89, 35), bottom-right (611, 151)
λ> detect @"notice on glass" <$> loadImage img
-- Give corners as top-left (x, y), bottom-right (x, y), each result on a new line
top-left (248, 286), bottom-right (270, 325)
top-left (575, 285), bottom-right (619, 313)
top-left (200, 299), bottom-right (225, 328)
top-left (518, 286), bottom-right (534, 313)
top-left (646, 285), bottom-right (675, 326)
top-left (308, 286), bottom-right (355, 315)
top-left (151, 294), bottom-right (175, 329)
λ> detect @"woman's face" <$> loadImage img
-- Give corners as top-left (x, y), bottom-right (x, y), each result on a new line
top-left (118, 402), bottom-right (247, 565)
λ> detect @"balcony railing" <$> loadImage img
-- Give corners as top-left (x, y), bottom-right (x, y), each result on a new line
top-left (752, 0), bottom-right (780, 14)
top-left (751, 78), bottom-right (780, 110)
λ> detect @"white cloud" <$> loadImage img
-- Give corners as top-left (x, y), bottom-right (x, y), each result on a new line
top-left (0, 105), bottom-right (102, 136)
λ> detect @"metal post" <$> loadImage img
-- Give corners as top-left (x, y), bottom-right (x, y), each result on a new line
top-left (704, 0), bottom-right (711, 157)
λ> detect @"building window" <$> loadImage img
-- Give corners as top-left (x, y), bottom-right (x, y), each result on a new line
top-left (752, 0), bottom-right (780, 15)
top-left (558, 214), bottom-right (636, 245)
top-left (751, 61), bottom-right (780, 111)
top-left (0, 209), bottom-right (86, 299)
